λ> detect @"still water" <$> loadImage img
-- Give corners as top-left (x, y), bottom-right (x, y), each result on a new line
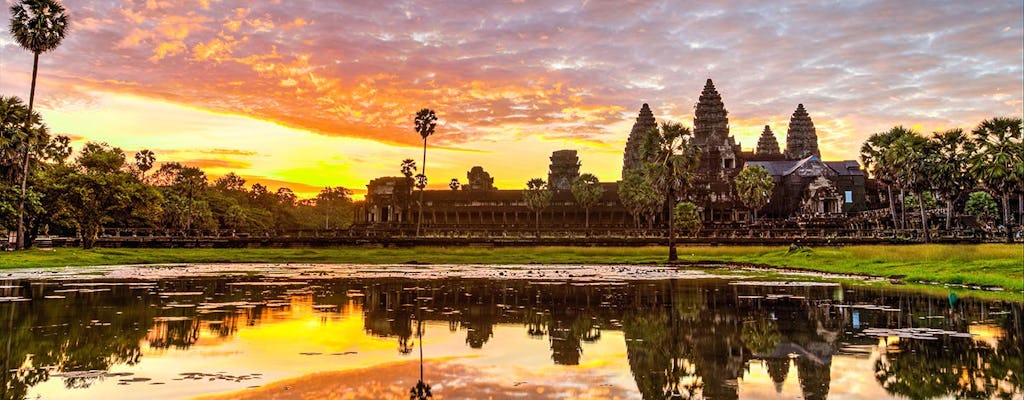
top-left (0, 266), bottom-right (1020, 400)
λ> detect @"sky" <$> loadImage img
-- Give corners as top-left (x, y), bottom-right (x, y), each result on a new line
top-left (1, 0), bottom-right (1021, 199)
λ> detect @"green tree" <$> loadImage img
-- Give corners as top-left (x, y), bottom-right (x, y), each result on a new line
top-left (861, 127), bottom-right (911, 229)
top-left (9, 0), bottom-right (69, 250)
top-left (673, 201), bottom-right (702, 236)
top-left (134, 149), bottom-right (155, 181)
top-left (638, 122), bottom-right (700, 261)
top-left (413, 109), bottom-right (437, 236)
top-left (890, 130), bottom-right (935, 241)
top-left (619, 168), bottom-right (659, 230)
top-left (735, 165), bottom-right (775, 223)
top-left (929, 129), bottom-right (976, 230)
top-left (570, 173), bottom-right (604, 229)
top-left (0, 96), bottom-right (48, 187)
top-left (315, 186), bottom-right (353, 229)
top-left (523, 178), bottom-right (552, 235)
top-left (400, 158), bottom-right (417, 223)
top-left (970, 117), bottom-right (1023, 242)
top-left (965, 191), bottom-right (998, 226)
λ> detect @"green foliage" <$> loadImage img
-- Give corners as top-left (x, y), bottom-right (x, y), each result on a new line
top-left (619, 168), bottom-right (660, 228)
top-left (570, 173), bottom-right (603, 227)
top-left (965, 192), bottom-right (998, 224)
top-left (523, 178), bottom-right (552, 232)
top-left (673, 201), bottom-right (702, 236)
top-left (9, 0), bottom-right (68, 54)
top-left (735, 165), bottom-right (774, 221)
top-left (904, 192), bottom-right (938, 211)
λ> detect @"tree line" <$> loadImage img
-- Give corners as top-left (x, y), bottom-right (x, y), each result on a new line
top-left (1, 96), bottom-right (356, 249)
top-left (860, 118), bottom-right (1023, 242)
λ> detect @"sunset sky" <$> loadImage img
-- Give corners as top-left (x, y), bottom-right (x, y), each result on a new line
top-left (1, 0), bottom-right (1021, 198)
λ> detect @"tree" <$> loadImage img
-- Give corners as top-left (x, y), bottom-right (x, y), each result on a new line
top-left (523, 178), bottom-right (552, 235)
top-left (400, 159), bottom-right (417, 224)
top-left (619, 168), bottom-right (659, 230)
top-left (735, 165), bottom-right (774, 223)
top-left (861, 127), bottom-right (912, 229)
top-left (890, 130), bottom-right (935, 241)
top-left (315, 187), bottom-right (353, 229)
top-left (570, 173), bottom-right (603, 229)
top-left (9, 0), bottom-right (69, 250)
top-left (413, 108), bottom-right (437, 236)
top-left (637, 122), bottom-right (700, 261)
top-left (134, 149), bottom-right (155, 181)
top-left (449, 178), bottom-right (460, 191)
top-left (965, 191), bottom-right (998, 225)
top-left (0, 96), bottom-right (48, 186)
top-left (970, 117), bottom-right (1023, 242)
top-left (673, 202), bottom-right (702, 236)
top-left (929, 129), bottom-right (976, 230)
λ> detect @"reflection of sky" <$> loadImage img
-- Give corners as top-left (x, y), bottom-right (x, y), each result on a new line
top-left (23, 294), bottom-right (1015, 399)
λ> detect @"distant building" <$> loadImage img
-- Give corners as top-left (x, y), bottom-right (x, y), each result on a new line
top-left (356, 79), bottom-right (872, 229)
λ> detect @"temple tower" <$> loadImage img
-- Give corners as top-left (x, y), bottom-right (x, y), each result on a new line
top-left (465, 166), bottom-right (495, 191)
top-left (693, 79), bottom-right (729, 147)
top-left (784, 104), bottom-right (821, 160)
top-left (548, 150), bottom-right (581, 191)
top-left (622, 103), bottom-right (656, 179)
top-left (756, 125), bottom-right (781, 155)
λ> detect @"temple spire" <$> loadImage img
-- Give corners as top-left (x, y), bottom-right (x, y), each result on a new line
top-left (622, 103), bottom-right (656, 179)
top-left (693, 79), bottom-right (729, 146)
top-left (784, 104), bottom-right (821, 160)
top-left (756, 125), bottom-right (781, 155)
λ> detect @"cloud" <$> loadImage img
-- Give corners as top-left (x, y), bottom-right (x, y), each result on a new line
top-left (1, 0), bottom-right (1020, 187)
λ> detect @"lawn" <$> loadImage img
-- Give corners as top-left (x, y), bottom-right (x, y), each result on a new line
top-left (1, 244), bottom-right (1021, 292)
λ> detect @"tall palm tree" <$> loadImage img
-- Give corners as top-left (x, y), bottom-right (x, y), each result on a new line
top-left (413, 109), bottom-right (437, 236)
top-left (9, 0), bottom-right (69, 250)
top-left (735, 165), bottom-right (775, 223)
top-left (570, 173), bottom-right (603, 229)
top-left (929, 129), bottom-right (975, 230)
top-left (639, 122), bottom-right (700, 261)
top-left (861, 127), bottom-right (913, 230)
top-left (134, 149), bottom-right (155, 182)
top-left (400, 158), bottom-right (416, 224)
top-left (970, 117), bottom-right (1023, 242)
top-left (890, 132), bottom-right (934, 242)
top-left (523, 178), bottom-right (552, 236)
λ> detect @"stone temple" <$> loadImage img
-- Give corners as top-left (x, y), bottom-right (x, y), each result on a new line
top-left (356, 79), bottom-right (871, 228)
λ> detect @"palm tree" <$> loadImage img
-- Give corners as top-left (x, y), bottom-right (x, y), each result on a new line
top-left (400, 158), bottom-right (416, 224)
top-left (570, 173), bottom-right (603, 229)
top-left (413, 109), bottom-right (437, 236)
top-left (735, 165), bottom-right (775, 223)
top-left (9, 0), bottom-right (69, 250)
top-left (890, 131), bottom-right (935, 242)
top-left (861, 127), bottom-right (914, 230)
top-left (523, 178), bottom-right (552, 236)
top-left (638, 122), bottom-right (700, 261)
top-left (134, 149), bottom-right (155, 182)
top-left (970, 117), bottom-right (1023, 242)
top-left (929, 129), bottom-right (975, 231)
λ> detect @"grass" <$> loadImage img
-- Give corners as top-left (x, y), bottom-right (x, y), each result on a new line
top-left (0, 244), bottom-right (1021, 292)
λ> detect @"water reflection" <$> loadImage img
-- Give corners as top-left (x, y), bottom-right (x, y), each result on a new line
top-left (0, 276), bottom-right (1020, 399)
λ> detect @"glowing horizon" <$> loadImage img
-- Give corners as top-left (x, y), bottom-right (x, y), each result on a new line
top-left (1, 0), bottom-right (1021, 199)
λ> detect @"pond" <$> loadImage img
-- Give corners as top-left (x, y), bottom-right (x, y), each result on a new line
top-left (0, 264), bottom-right (1020, 399)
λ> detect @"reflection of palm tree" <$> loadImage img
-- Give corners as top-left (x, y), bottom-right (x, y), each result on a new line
top-left (765, 358), bottom-right (791, 393)
top-left (409, 287), bottom-right (432, 399)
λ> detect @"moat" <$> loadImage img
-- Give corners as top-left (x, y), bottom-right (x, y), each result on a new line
top-left (1, 265), bottom-right (1020, 399)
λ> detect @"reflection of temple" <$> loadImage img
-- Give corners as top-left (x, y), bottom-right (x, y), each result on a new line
top-left (356, 79), bottom-right (871, 228)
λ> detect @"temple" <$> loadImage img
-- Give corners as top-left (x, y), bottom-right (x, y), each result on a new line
top-left (357, 79), bottom-right (871, 229)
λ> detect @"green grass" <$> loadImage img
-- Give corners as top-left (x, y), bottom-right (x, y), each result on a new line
top-left (0, 244), bottom-right (1021, 292)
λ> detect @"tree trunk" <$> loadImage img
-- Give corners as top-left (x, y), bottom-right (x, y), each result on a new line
top-left (899, 188), bottom-right (907, 230)
top-left (945, 196), bottom-right (954, 231)
top-left (16, 53), bottom-right (40, 251)
top-left (585, 208), bottom-right (590, 229)
top-left (1002, 194), bottom-right (1012, 243)
top-left (887, 185), bottom-right (897, 230)
top-left (416, 138), bottom-right (426, 236)
top-left (917, 191), bottom-right (930, 243)
top-left (668, 188), bottom-right (677, 261)
top-left (535, 210), bottom-right (540, 237)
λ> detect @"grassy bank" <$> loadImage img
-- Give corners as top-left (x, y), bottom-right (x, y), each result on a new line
top-left (0, 244), bottom-right (1021, 291)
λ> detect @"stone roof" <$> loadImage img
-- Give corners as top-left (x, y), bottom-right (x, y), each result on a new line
top-left (756, 125), bottom-right (781, 155)
top-left (784, 104), bottom-right (821, 160)
top-left (622, 103), bottom-right (656, 179)
top-left (746, 156), bottom-right (863, 177)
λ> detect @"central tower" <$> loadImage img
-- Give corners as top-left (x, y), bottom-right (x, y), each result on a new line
top-left (693, 79), bottom-right (729, 146)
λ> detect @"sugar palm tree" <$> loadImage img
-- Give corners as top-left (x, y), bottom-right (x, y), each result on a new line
top-left (861, 127), bottom-right (913, 230)
top-left (735, 165), bottom-right (774, 223)
top-left (570, 173), bottom-right (603, 229)
top-left (890, 131), bottom-right (934, 241)
top-left (929, 129), bottom-right (975, 230)
top-left (9, 0), bottom-right (68, 250)
top-left (638, 122), bottom-right (700, 261)
top-left (413, 109), bottom-right (437, 235)
top-left (970, 117), bottom-right (1023, 242)
top-left (134, 149), bottom-right (155, 182)
top-left (523, 178), bottom-right (552, 236)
